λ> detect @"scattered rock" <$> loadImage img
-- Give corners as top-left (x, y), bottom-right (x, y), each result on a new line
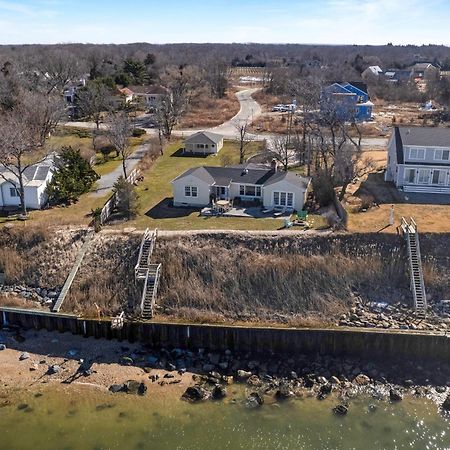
top-left (236, 370), bottom-right (252, 380)
top-left (246, 392), bottom-right (264, 408)
top-left (247, 375), bottom-right (263, 387)
top-left (0, 344), bottom-right (6, 351)
top-left (211, 384), bottom-right (227, 400)
top-left (275, 383), bottom-right (294, 400)
top-left (333, 403), bottom-right (349, 415)
top-left (389, 388), bottom-right (403, 402)
top-left (109, 384), bottom-right (125, 393)
top-left (441, 395), bottom-right (450, 411)
top-left (19, 352), bottom-right (30, 361)
top-left (125, 380), bottom-right (147, 396)
top-left (47, 365), bottom-right (61, 375)
top-left (182, 385), bottom-right (208, 402)
top-left (354, 374), bottom-right (370, 386)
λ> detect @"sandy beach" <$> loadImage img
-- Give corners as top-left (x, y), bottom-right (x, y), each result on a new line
top-left (0, 327), bottom-right (192, 399)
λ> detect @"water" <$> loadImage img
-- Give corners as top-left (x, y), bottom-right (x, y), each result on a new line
top-left (1, 386), bottom-right (449, 450)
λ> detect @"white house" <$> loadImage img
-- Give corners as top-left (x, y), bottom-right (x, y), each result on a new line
top-left (118, 87), bottom-right (134, 104)
top-left (385, 126), bottom-right (450, 195)
top-left (128, 85), bottom-right (168, 110)
top-left (184, 131), bottom-right (224, 155)
top-left (171, 162), bottom-right (311, 211)
top-left (0, 155), bottom-right (56, 211)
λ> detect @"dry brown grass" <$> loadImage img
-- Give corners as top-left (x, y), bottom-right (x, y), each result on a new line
top-left (178, 87), bottom-right (240, 128)
top-left (0, 226), bottom-right (85, 287)
top-left (0, 294), bottom-right (47, 310)
top-left (153, 235), bottom-right (410, 323)
top-left (62, 233), bottom-right (141, 317)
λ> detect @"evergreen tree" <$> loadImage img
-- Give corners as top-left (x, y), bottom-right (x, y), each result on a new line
top-left (46, 147), bottom-right (100, 205)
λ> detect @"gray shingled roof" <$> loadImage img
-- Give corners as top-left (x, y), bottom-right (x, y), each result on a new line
top-left (397, 126), bottom-right (450, 148)
top-left (173, 164), bottom-right (311, 189)
top-left (185, 131), bottom-right (224, 145)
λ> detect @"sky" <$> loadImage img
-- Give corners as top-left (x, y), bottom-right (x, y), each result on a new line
top-left (0, 0), bottom-right (450, 46)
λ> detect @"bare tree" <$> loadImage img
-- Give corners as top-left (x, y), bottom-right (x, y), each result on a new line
top-left (271, 135), bottom-right (293, 171)
top-left (106, 111), bottom-right (134, 178)
top-left (76, 81), bottom-right (114, 131)
top-left (0, 92), bottom-right (63, 215)
top-left (37, 49), bottom-right (84, 95)
top-left (234, 120), bottom-right (253, 164)
top-left (205, 59), bottom-right (228, 99)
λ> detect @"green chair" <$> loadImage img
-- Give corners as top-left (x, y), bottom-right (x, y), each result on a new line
top-left (297, 210), bottom-right (308, 221)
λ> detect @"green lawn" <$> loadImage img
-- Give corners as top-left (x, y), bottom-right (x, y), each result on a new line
top-left (124, 140), bottom-right (322, 231)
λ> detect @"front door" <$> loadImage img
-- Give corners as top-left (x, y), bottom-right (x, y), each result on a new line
top-left (215, 186), bottom-right (228, 200)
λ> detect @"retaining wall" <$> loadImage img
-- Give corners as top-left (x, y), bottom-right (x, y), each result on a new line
top-left (1, 307), bottom-right (449, 363)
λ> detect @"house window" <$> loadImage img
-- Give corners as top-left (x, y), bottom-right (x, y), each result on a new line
top-left (409, 148), bottom-right (425, 160)
top-left (432, 170), bottom-right (446, 185)
top-left (184, 186), bottom-right (198, 197)
top-left (434, 149), bottom-right (450, 161)
top-left (273, 191), bottom-right (294, 207)
top-left (417, 169), bottom-right (431, 184)
top-left (239, 185), bottom-right (262, 197)
top-left (9, 187), bottom-right (19, 197)
top-left (404, 168), bottom-right (416, 183)
top-left (246, 185), bottom-right (256, 196)
top-left (196, 144), bottom-right (205, 149)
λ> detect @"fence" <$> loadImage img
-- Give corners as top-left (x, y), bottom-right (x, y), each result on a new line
top-left (99, 167), bottom-right (140, 225)
top-left (1, 306), bottom-right (449, 363)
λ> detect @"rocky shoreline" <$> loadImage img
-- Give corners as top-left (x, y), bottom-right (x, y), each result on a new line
top-left (338, 298), bottom-right (450, 332)
top-left (1, 325), bottom-right (449, 416)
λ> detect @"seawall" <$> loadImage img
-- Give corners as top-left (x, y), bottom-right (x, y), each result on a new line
top-left (1, 307), bottom-right (449, 363)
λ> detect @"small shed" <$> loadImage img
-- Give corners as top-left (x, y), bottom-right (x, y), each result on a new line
top-left (184, 131), bottom-right (224, 155)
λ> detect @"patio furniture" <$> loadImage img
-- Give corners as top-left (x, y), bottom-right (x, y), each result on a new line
top-left (216, 199), bottom-right (230, 214)
top-left (297, 210), bottom-right (308, 221)
top-left (274, 207), bottom-right (286, 217)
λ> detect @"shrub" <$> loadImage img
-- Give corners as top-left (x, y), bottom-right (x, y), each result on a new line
top-left (132, 128), bottom-right (146, 137)
top-left (113, 176), bottom-right (140, 219)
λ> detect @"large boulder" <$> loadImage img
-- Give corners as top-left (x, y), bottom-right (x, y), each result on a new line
top-left (353, 374), bottom-right (371, 386)
top-left (441, 394), bottom-right (450, 411)
top-left (389, 388), bottom-right (403, 402)
top-left (211, 384), bottom-right (227, 400)
top-left (182, 385), bottom-right (208, 402)
top-left (246, 392), bottom-right (264, 409)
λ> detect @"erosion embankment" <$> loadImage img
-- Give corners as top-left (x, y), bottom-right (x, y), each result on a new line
top-left (0, 227), bottom-right (448, 328)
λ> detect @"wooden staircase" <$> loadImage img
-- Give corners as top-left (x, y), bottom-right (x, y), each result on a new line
top-left (400, 218), bottom-right (427, 318)
top-left (135, 229), bottom-right (161, 319)
top-left (140, 263), bottom-right (162, 319)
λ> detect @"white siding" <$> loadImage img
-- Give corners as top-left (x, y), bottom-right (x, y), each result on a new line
top-left (263, 179), bottom-right (308, 211)
top-left (0, 182), bottom-right (42, 209)
top-left (172, 174), bottom-right (211, 207)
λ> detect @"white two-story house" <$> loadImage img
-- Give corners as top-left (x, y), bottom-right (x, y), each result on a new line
top-left (385, 126), bottom-right (450, 194)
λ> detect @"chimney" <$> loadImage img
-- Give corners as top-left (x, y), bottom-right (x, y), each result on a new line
top-left (271, 159), bottom-right (278, 173)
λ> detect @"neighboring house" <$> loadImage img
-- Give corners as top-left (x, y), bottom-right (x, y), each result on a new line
top-left (118, 87), bottom-right (134, 104)
top-left (385, 126), bottom-right (450, 194)
top-left (321, 82), bottom-right (373, 122)
top-left (128, 85), bottom-right (169, 110)
top-left (410, 63), bottom-right (440, 80)
top-left (0, 154), bottom-right (56, 210)
top-left (384, 69), bottom-right (413, 84)
top-left (63, 75), bottom-right (89, 104)
top-left (184, 131), bottom-right (224, 155)
top-left (171, 162), bottom-right (311, 211)
top-left (362, 66), bottom-right (383, 80)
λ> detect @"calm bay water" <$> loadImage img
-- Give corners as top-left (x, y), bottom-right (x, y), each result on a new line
top-left (1, 386), bottom-right (449, 450)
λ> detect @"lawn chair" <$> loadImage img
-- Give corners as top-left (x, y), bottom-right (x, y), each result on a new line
top-left (297, 210), bottom-right (308, 221)
top-left (274, 207), bottom-right (286, 217)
